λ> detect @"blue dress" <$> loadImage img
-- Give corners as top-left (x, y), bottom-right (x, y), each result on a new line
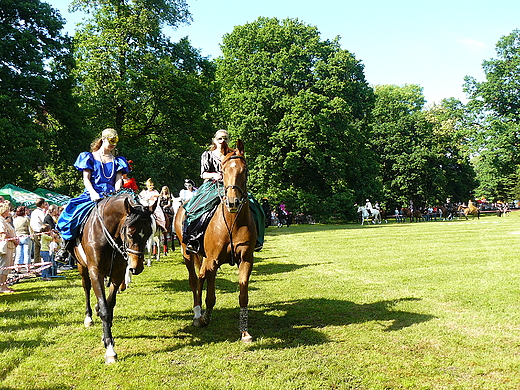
top-left (57, 152), bottom-right (130, 241)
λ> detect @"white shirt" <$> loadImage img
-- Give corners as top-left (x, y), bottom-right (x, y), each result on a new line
top-left (139, 189), bottom-right (159, 207)
top-left (30, 208), bottom-right (46, 233)
top-left (179, 189), bottom-right (197, 203)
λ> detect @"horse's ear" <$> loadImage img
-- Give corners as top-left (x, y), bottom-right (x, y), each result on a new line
top-left (124, 198), bottom-right (133, 215)
top-left (236, 139), bottom-right (245, 155)
top-left (222, 141), bottom-right (230, 156)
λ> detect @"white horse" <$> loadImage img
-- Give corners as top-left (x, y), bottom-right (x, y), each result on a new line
top-left (357, 206), bottom-right (381, 225)
top-left (124, 196), bottom-right (183, 289)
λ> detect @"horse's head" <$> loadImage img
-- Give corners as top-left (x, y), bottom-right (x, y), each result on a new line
top-left (221, 139), bottom-right (248, 213)
top-left (122, 197), bottom-right (153, 275)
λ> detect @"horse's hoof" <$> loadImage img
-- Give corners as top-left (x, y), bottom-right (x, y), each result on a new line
top-left (241, 332), bottom-right (253, 343)
top-left (84, 317), bottom-right (93, 327)
top-left (193, 317), bottom-right (203, 327)
top-left (105, 355), bottom-right (117, 364)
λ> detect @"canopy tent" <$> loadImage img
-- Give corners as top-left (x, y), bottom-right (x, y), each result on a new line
top-left (0, 184), bottom-right (46, 208)
top-left (33, 188), bottom-right (71, 206)
top-left (0, 188), bottom-right (13, 204)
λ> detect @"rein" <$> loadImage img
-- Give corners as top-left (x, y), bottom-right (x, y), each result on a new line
top-left (219, 154), bottom-right (249, 266)
top-left (95, 196), bottom-right (146, 286)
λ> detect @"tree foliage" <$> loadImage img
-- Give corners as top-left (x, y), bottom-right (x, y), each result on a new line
top-left (71, 0), bottom-right (216, 192)
top-left (0, 0), bottom-right (81, 190)
top-left (464, 29), bottom-right (520, 201)
top-left (216, 17), bottom-right (377, 220)
top-left (371, 85), bottom-right (475, 208)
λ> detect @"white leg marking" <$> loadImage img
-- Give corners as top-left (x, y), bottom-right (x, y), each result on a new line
top-left (105, 343), bottom-right (117, 364)
top-left (84, 315), bottom-right (93, 327)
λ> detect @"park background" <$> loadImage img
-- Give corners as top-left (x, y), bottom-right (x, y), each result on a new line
top-left (3, 0), bottom-right (520, 220)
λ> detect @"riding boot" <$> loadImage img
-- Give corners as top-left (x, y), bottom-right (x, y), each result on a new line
top-left (55, 240), bottom-right (72, 264)
top-left (185, 240), bottom-right (199, 254)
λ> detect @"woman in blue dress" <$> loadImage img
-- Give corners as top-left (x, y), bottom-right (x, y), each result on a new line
top-left (56, 128), bottom-right (130, 260)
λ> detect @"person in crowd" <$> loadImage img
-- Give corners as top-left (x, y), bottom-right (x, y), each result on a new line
top-left (0, 202), bottom-right (18, 292)
top-left (122, 173), bottom-right (138, 191)
top-left (179, 179), bottom-right (197, 204)
top-left (44, 204), bottom-right (59, 230)
top-left (158, 186), bottom-right (174, 254)
top-left (55, 128), bottom-right (130, 263)
top-left (39, 223), bottom-right (58, 281)
top-left (182, 129), bottom-right (265, 254)
top-left (13, 206), bottom-right (31, 271)
top-left (139, 178), bottom-right (160, 206)
top-left (139, 178), bottom-right (166, 229)
top-left (277, 202), bottom-right (289, 227)
top-left (30, 198), bottom-right (48, 263)
top-left (159, 186), bottom-right (173, 215)
top-left (261, 198), bottom-right (271, 227)
top-left (365, 199), bottom-right (373, 215)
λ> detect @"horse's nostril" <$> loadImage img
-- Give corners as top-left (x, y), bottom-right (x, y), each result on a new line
top-left (129, 268), bottom-right (136, 275)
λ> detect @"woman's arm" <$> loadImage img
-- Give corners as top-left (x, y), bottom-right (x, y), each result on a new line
top-left (114, 171), bottom-right (123, 191)
top-left (83, 169), bottom-right (101, 201)
top-left (200, 152), bottom-right (222, 180)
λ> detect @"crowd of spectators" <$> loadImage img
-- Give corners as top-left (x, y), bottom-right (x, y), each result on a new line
top-left (0, 196), bottom-right (72, 293)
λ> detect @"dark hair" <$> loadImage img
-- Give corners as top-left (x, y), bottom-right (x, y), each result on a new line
top-left (41, 223), bottom-right (52, 232)
top-left (15, 206), bottom-right (27, 217)
top-left (35, 198), bottom-right (45, 208)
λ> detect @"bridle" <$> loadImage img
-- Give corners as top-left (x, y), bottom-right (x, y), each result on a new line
top-left (220, 155), bottom-right (248, 211)
top-left (95, 195), bottom-right (150, 285)
top-left (218, 154), bottom-right (249, 266)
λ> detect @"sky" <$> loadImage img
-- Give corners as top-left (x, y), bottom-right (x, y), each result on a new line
top-left (46, 0), bottom-right (520, 105)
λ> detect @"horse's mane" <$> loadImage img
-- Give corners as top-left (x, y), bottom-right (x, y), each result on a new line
top-left (100, 190), bottom-right (150, 225)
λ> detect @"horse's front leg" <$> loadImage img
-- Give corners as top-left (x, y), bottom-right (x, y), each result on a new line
top-left (238, 257), bottom-right (253, 343)
top-left (89, 270), bottom-right (117, 364)
top-left (78, 263), bottom-right (94, 327)
top-left (200, 263), bottom-right (217, 327)
top-left (185, 254), bottom-right (203, 326)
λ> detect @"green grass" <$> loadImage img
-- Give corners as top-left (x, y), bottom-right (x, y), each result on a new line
top-left (2, 213), bottom-right (520, 389)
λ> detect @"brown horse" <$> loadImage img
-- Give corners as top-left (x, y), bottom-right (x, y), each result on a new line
top-left (458, 200), bottom-right (480, 220)
top-left (72, 192), bottom-right (153, 363)
top-left (401, 207), bottom-right (422, 222)
top-left (174, 140), bottom-right (256, 343)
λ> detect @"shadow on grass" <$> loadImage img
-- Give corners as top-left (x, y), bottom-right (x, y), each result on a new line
top-left (156, 260), bottom-right (315, 293)
top-left (126, 296), bottom-right (435, 355)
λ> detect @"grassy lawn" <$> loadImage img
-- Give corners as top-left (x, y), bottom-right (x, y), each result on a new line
top-left (2, 212), bottom-right (520, 389)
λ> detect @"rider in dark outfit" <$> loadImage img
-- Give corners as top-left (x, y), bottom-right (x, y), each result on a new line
top-left (182, 130), bottom-right (265, 255)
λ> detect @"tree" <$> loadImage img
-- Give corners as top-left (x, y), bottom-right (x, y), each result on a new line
top-left (0, 0), bottom-right (79, 189)
top-left (71, 0), bottom-right (216, 190)
top-left (216, 17), bottom-right (376, 220)
top-left (370, 85), bottom-right (475, 209)
top-left (464, 29), bottom-right (520, 201)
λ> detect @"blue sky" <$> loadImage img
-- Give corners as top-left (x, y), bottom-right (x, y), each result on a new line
top-left (46, 0), bottom-right (520, 105)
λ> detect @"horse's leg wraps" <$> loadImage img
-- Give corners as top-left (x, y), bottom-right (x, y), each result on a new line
top-left (239, 307), bottom-right (248, 333)
top-left (202, 307), bottom-right (213, 324)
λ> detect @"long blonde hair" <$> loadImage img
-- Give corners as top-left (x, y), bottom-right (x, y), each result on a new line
top-left (90, 128), bottom-right (119, 152)
top-left (209, 130), bottom-right (229, 151)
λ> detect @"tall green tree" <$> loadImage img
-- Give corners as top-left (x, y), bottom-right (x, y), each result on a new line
top-left (71, 0), bottom-right (216, 190)
top-left (216, 17), bottom-right (376, 220)
top-left (371, 85), bottom-right (475, 208)
top-left (464, 29), bottom-right (520, 201)
top-left (0, 0), bottom-right (79, 190)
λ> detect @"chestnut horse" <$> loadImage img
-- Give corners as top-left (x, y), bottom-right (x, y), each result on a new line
top-left (458, 200), bottom-right (480, 220)
top-left (174, 140), bottom-right (256, 343)
top-left (71, 192), bottom-right (153, 363)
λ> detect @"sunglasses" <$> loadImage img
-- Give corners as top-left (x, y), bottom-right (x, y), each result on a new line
top-left (216, 137), bottom-right (228, 141)
top-left (106, 136), bottom-right (119, 145)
